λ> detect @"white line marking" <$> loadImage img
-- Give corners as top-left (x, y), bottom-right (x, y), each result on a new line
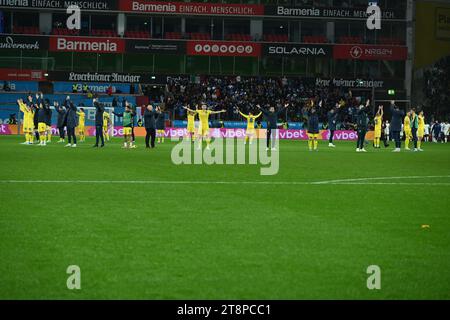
top-left (311, 175), bottom-right (450, 185)
top-left (0, 175), bottom-right (449, 186)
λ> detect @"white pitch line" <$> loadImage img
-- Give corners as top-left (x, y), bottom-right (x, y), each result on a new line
top-left (310, 175), bottom-right (450, 185)
top-left (0, 176), bottom-right (449, 186)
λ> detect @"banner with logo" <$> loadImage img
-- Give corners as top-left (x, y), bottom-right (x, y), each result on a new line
top-left (187, 41), bottom-right (261, 57)
top-left (126, 39), bottom-right (185, 54)
top-left (49, 36), bottom-right (125, 53)
top-left (0, 81), bottom-right (38, 91)
top-left (0, 68), bottom-right (45, 81)
top-left (53, 82), bottom-right (134, 94)
top-left (333, 44), bottom-right (407, 61)
top-left (0, 0), bottom-right (117, 10)
top-left (47, 71), bottom-right (152, 84)
top-left (0, 124), bottom-right (374, 140)
top-left (265, 6), bottom-right (404, 20)
top-left (314, 77), bottom-right (403, 89)
top-left (0, 35), bottom-right (48, 51)
top-left (262, 43), bottom-right (332, 57)
top-left (119, 0), bottom-right (264, 15)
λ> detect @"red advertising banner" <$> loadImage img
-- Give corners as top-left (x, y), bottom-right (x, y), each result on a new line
top-left (187, 41), bottom-right (261, 57)
top-left (119, 1), bottom-right (264, 15)
top-left (333, 44), bottom-right (408, 61)
top-left (0, 68), bottom-right (45, 81)
top-left (49, 36), bottom-right (125, 53)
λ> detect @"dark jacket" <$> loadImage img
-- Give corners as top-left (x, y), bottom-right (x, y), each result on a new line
top-left (327, 110), bottom-right (339, 131)
top-left (37, 104), bottom-right (49, 123)
top-left (261, 108), bottom-right (283, 129)
top-left (356, 106), bottom-right (369, 130)
top-left (144, 109), bottom-right (156, 129)
top-left (55, 106), bottom-right (67, 128)
top-left (94, 102), bottom-right (105, 126)
top-left (305, 110), bottom-right (319, 133)
top-left (156, 112), bottom-right (165, 130)
top-left (65, 103), bottom-right (78, 128)
top-left (45, 107), bottom-right (52, 126)
top-left (390, 105), bottom-right (405, 132)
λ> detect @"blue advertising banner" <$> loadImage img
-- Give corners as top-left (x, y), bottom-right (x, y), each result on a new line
top-left (0, 81), bottom-right (38, 92)
top-left (53, 82), bottom-right (138, 94)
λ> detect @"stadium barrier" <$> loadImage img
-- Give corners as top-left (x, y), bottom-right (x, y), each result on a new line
top-left (0, 125), bottom-right (374, 141)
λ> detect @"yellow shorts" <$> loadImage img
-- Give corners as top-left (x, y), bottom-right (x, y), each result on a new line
top-left (78, 126), bottom-right (85, 132)
top-left (374, 129), bottom-right (381, 138)
top-left (123, 127), bottom-right (132, 135)
top-left (418, 129), bottom-right (424, 137)
top-left (404, 129), bottom-right (412, 139)
top-left (198, 127), bottom-right (209, 137)
top-left (187, 125), bottom-right (195, 133)
top-left (38, 122), bottom-right (47, 132)
top-left (23, 123), bottom-right (34, 133)
top-left (307, 133), bottom-right (319, 139)
top-left (246, 128), bottom-right (256, 135)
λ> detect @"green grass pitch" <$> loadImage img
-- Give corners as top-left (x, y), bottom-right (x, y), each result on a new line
top-left (0, 135), bottom-right (449, 299)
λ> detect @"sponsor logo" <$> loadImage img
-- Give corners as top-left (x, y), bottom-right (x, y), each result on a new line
top-left (276, 6), bottom-right (320, 16)
top-left (0, 36), bottom-right (41, 50)
top-left (67, 72), bottom-right (142, 83)
top-left (53, 37), bottom-right (122, 52)
top-left (350, 46), bottom-right (363, 59)
top-left (315, 77), bottom-right (385, 89)
top-left (0, 0), bottom-right (29, 6)
top-left (131, 2), bottom-right (176, 12)
top-left (268, 46), bottom-right (327, 56)
top-left (194, 43), bottom-right (254, 55)
top-left (273, 6), bottom-right (396, 19)
top-left (0, 0), bottom-right (110, 9)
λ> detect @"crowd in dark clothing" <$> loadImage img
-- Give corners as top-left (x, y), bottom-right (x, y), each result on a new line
top-left (160, 76), bottom-right (377, 128)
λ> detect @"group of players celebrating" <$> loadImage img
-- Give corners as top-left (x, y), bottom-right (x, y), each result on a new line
top-left (18, 94), bottom-right (426, 152)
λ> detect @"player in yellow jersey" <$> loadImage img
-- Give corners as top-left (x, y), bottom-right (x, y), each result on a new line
top-left (186, 107), bottom-right (197, 142)
top-left (403, 111), bottom-right (412, 150)
top-left (373, 105), bottom-right (383, 148)
top-left (183, 104), bottom-right (226, 150)
top-left (77, 108), bottom-right (86, 142)
top-left (103, 111), bottom-right (111, 141)
top-left (237, 108), bottom-right (262, 145)
top-left (17, 98), bottom-right (35, 145)
top-left (417, 110), bottom-right (425, 151)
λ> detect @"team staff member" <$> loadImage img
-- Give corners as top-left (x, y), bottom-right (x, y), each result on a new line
top-left (93, 99), bottom-right (105, 148)
top-left (64, 102), bottom-right (78, 148)
top-left (54, 101), bottom-right (66, 143)
top-left (327, 103), bottom-right (341, 147)
top-left (390, 100), bottom-right (405, 152)
top-left (410, 109), bottom-right (419, 152)
top-left (355, 99), bottom-right (370, 152)
top-left (144, 104), bottom-right (157, 149)
top-left (130, 105), bottom-right (137, 148)
top-left (257, 103), bottom-right (289, 151)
